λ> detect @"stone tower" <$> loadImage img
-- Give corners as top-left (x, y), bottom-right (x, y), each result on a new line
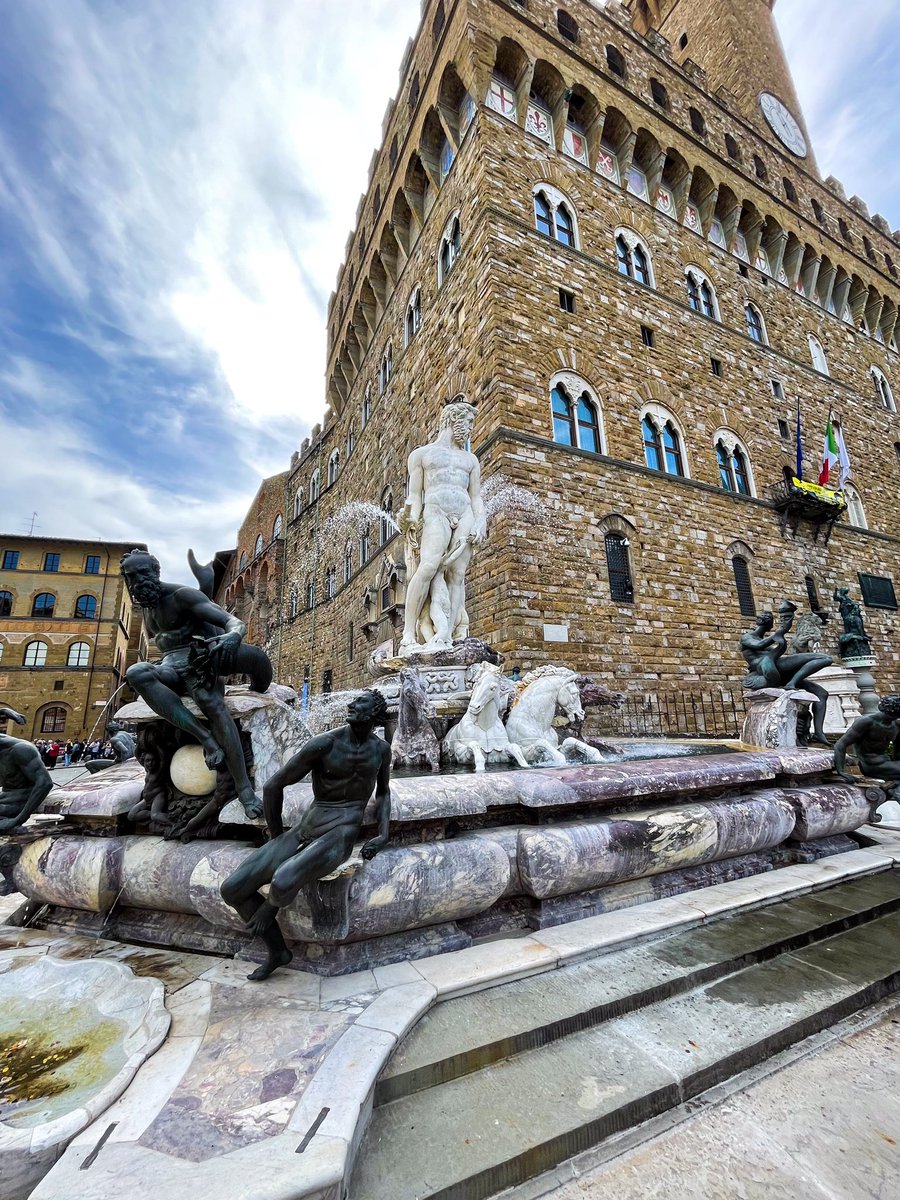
top-left (269, 0), bottom-right (900, 704)
top-left (631, 0), bottom-right (817, 172)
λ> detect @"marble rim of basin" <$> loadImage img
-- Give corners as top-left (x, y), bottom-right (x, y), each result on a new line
top-left (0, 949), bottom-right (170, 1158)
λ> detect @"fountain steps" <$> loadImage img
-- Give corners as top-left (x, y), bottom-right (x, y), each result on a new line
top-left (352, 870), bottom-right (900, 1200)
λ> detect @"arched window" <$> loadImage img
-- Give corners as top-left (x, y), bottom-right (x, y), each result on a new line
top-left (380, 490), bottom-right (394, 545)
top-left (328, 450), bottom-right (340, 487)
top-left (379, 344), bottom-right (393, 394)
top-left (686, 268), bottom-right (717, 319)
top-left (605, 533), bottom-right (634, 602)
top-left (557, 8), bottom-right (578, 42)
top-left (753, 154), bottom-right (768, 181)
top-left (309, 469), bottom-right (321, 505)
top-left (405, 287), bottom-right (422, 345)
top-left (552, 385), bottom-right (576, 446)
top-left (650, 78), bottom-right (669, 109)
top-left (715, 436), bottom-right (754, 496)
top-left (550, 375), bottom-right (604, 454)
top-left (67, 641), bottom-right (91, 668)
top-left (239, 550), bottom-right (248, 571)
top-left (273, 514), bottom-right (283, 539)
top-left (360, 525), bottom-right (371, 565)
top-left (346, 425), bottom-right (356, 458)
top-left (0, 591), bottom-right (12, 617)
top-left (808, 334), bottom-right (829, 375)
top-left (289, 589), bottom-right (299, 619)
top-left (606, 45), bottom-right (626, 78)
top-left (746, 303), bottom-right (767, 344)
top-left (783, 178), bottom-right (798, 203)
top-left (305, 579), bottom-right (316, 610)
top-left (294, 489), bottom-right (303, 520)
top-left (732, 557), bottom-right (756, 617)
top-left (872, 367), bottom-right (896, 412)
top-left (32, 592), bottom-right (56, 618)
top-left (689, 107), bottom-right (706, 137)
top-left (616, 232), bottom-right (653, 286)
top-left (253, 535), bottom-right (264, 558)
top-left (724, 133), bottom-right (740, 162)
top-left (40, 706), bottom-right (67, 734)
top-left (324, 567), bottom-right (336, 600)
top-left (642, 408), bottom-right (687, 478)
top-left (24, 640), bottom-right (48, 667)
top-left (438, 214), bottom-right (461, 284)
top-left (533, 186), bottom-right (578, 248)
top-left (362, 385), bottom-right (372, 427)
top-left (843, 484), bottom-right (867, 529)
top-left (344, 542), bottom-right (354, 586)
top-left (74, 594), bottom-right (97, 619)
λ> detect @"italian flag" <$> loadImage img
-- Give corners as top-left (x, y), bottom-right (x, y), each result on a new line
top-left (819, 415), bottom-right (838, 486)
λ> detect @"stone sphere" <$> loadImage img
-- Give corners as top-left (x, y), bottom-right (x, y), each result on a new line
top-left (170, 745), bottom-right (217, 796)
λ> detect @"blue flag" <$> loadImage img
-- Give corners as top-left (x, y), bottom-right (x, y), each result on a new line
top-left (795, 399), bottom-right (804, 480)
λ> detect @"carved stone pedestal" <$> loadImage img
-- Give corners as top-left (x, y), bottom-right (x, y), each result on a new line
top-left (813, 665), bottom-right (863, 735)
top-left (742, 688), bottom-right (818, 749)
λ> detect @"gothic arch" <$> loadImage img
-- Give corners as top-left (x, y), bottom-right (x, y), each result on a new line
top-left (726, 539), bottom-right (755, 561)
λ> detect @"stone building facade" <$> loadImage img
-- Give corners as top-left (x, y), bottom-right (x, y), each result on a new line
top-left (0, 535), bottom-right (147, 741)
top-left (218, 471), bottom-right (289, 677)
top-left (276, 0), bottom-right (900, 703)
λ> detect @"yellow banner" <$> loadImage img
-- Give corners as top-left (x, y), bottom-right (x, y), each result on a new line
top-left (791, 477), bottom-right (845, 506)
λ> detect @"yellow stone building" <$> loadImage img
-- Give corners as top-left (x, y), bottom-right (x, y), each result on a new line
top-left (0, 535), bottom-right (146, 741)
top-left (273, 0), bottom-right (899, 710)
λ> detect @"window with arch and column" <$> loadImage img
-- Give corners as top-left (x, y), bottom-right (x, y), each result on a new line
top-left (346, 425), bottom-right (356, 458)
top-left (253, 535), bottom-right (264, 558)
top-left (616, 230), bottom-right (653, 286)
top-left (67, 641), bottom-right (91, 668)
top-left (714, 432), bottom-right (754, 496)
top-left (746, 303), bottom-right (767, 344)
top-left (871, 367), bottom-right (896, 412)
top-left (360, 525), bottom-right (371, 565)
top-left (24, 640), bottom-right (48, 667)
top-left (40, 706), bottom-right (67, 734)
top-left (324, 566), bottom-right (336, 601)
top-left (379, 343), bottom-right (393, 394)
top-left (685, 268), bottom-right (718, 319)
top-left (343, 542), bottom-right (354, 586)
top-left (309, 469), bottom-right (321, 505)
top-left (238, 550), bottom-right (248, 571)
top-left (293, 489), bottom-right (303, 520)
top-left (808, 334), bottom-right (829, 375)
top-left (642, 407), bottom-right (687, 478)
top-left (380, 491), bottom-right (394, 545)
top-left (843, 484), bottom-right (867, 529)
top-left (32, 592), bottom-right (56, 618)
top-left (438, 214), bottom-right (461, 285)
top-left (550, 375), bottom-right (604, 454)
top-left (273, 514), bottom-right (283, 539)
top-left (405, 287), bottom-right (422, 345)
top-left (74, 594), bottom-right (97, 619)
top-left (533, 186), bottom-right (577, 248)
top-left (288, 589), bottom-right (299, 619)
top-left (328, 450), bottom-right (340, 487)
top-left (362, 385), bottom-right (372, 427)
top-left (0, 591), bottom-right (12, 617)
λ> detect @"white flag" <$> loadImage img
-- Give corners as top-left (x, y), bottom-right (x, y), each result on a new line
top-left (837, 424), bottom-right (852, 487)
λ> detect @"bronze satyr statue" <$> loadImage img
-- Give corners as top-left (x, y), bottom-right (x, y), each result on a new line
top-left (0, 707), bottom-right (54, 833)
top-left (122, 549), bottom-right (273, 820)
top-left (834, 696), bottom-right (900, 792)
top-left (740, 601), bottom-right (832, 746)
top-left (220, 689), bottom-right (391, 981)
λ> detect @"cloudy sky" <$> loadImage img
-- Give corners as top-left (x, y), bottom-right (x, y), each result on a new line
top-left (0, 0), bottom-right (897, 575)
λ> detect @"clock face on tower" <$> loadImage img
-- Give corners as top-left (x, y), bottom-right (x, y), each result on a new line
top-left (759, 92), bottom-right (808, 158)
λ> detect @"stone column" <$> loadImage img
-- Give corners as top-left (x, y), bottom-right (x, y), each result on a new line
top-left (844, 656), bottom-right (879, 715)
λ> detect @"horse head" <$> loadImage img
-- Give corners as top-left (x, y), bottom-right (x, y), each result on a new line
top-left (468, 662), bottom-right (501, 717)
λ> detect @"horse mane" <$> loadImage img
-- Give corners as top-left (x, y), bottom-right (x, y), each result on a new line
top-left (521, 665), bottom-right (576, 685)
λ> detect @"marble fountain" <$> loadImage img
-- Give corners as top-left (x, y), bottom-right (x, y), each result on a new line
top-left (0, 406), bottom-right (889, 1198)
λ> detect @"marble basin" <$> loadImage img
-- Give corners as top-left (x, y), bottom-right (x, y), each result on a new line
top-left (0, 949), bottom-right (170, 1200)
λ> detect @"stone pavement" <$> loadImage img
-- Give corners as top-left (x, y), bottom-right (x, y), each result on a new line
top-left (531, 1002), bottom-right (900, 1200)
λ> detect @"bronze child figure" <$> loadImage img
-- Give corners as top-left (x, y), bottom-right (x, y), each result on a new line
top-left (0, 707), bottom-right (54, 833)
top-left (220, 689), bottom-right (392, 980)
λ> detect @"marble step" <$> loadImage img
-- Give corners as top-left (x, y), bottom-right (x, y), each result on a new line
top-left (377, 870), bottom-right (900, 1104)
top-left (352, 906), bottom-right (900, 1200)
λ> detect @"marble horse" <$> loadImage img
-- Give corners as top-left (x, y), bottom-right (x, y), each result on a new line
top-left (442, 662), bottom-right (530, 772)
top-left (505, 666), bottom-right (605, 766)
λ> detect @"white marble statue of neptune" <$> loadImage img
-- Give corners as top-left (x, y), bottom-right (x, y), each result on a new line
top-left (399, 398), bottom-right (486, 653)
